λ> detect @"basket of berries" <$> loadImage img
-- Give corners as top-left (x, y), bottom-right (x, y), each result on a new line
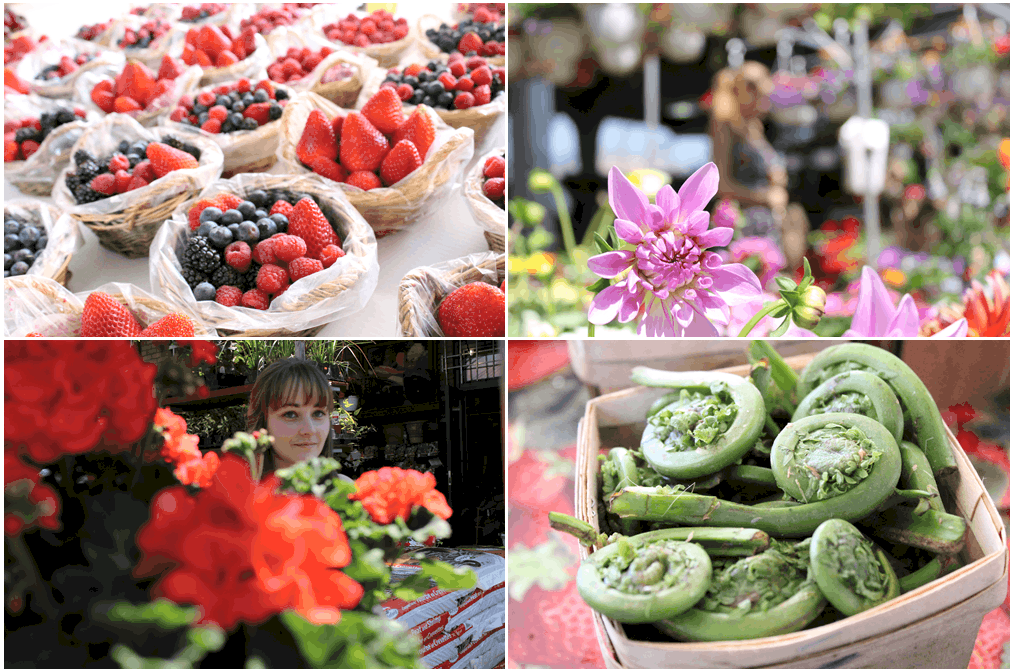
top-left (3, 275), bottom-right (214, 337)
top-left (149, 172), bottom-right (379, 337)
top-left (238, 5), bottom-right (315, 38)
top-left (464, 149), bottom-right (506, 253)
top-left (279, 90), bottom-right (474, 237)
top-left (396, 251), bottom-right (505, 337)
top-left (264, 27), bottom-right (376, 109)
top-left (4, 200), bottom-right (81, 286)
top-left (107, 16), bottom-right (177, 68)
top-left (315, 8), bottom-right (415, 69)
top-left (17, 39), bottom-right (124, 99)
top-left (162, 77), bottom-right (291, 176)
top-left (417, 11), bottom-right (506, 66)
top-left (361, 52), bottom-right (505, 149)
top-left (53, 114), bottom-right (224, 258)
top-left (176, 3), bottom-right (233, 26)
top-left (177, 23), bottom-right (272, 86)
top-left (76, 56), bottom-right (203, 127)
top-left (4, 96), bottom-right (94, 196)
top-left (72, 18), bottom-right (119, 47)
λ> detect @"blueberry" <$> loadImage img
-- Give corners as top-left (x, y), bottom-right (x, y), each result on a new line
top-left (35, 235), bottom-right (47, 251)
top-left (12, 248), bottom-right (34, 265)
top-left (253, 88), bottom-right (269, 103)
top-left (4, 253), bottom-right (11, 269)
top-left (117, 139), bottom-right (131, 153)
top-left (216, 95), bottom-right (231, 108)
top-left (410, 89), bottom-right (425, 105)
top-left (127, 153), bottom-right (143, 167)
top-left (425, 81), bottom-right (444, 96)
top-left (237, 201), bottom-right (257, 219)
top-left (417, 71), bottom-right (431, 83)
top-left (241, 92), bottom-right (254, 106)
top-left (422, 95), bottom-right (437, 107)
top-left (269, 213), bottom-right (288, 233)
top-left (4, 233), bottom-right (20, 252)
top-left (274, 89), bottom-right (288, 101)
top-left (199, 206), bottom-right (223, 223)
top-left (131, 141), bottom-right (149, 155)
top-left (404, 75), bottom-right (419, 88)
top-left (231, 100), bottom-right (246, 113)
top-left (438, 91), bottom-right (454, 108)
top-left (220, 208), bottom-right (243, 225)
top-left (209, 225), bottom-right (234, 249)
top-left (192, 103), bottom-right (207, 115)
top-left (227, 112), bottom-right (244, 128)
top-left (256, 217), bottom-right (277, 238)
top-left (4, 219), bottom-right (20, 235)
top-left (227, 223), bottom-right (241, 236)
top-left (254, 209), bottom-right (269, 221)
top-left (248, 190), bottom-right (269, 208)
top-left (267, 104), bottom-right (282, 121)
top-left (18, 226), bottom-right (40, 246)
top-left (236, 221), bottom-right (260, 244)
top-left (10, 261), bottom-right (29, 276)
top-left (194, 281), bottom-right (216, 301)
top-left (241, 117), bottom-right (260, 130)
top-left (196, 221), bottom-right (217, 238)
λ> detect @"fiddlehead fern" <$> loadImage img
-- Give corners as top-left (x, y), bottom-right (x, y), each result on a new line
top-left (793, 370), bottom-right (903, 443)
top-left (809, 519), bottom-right (900, 616)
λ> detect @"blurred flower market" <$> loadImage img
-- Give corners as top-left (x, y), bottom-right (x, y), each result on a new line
top-left (507, 3), bottom-right (1010, 337)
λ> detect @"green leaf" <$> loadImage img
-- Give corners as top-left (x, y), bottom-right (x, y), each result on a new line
top-left (593, 233), bottom-right (613, 254)
top-left (282, 610), bottom-right (422, 669)
top-left (769, 317), bottom-right (791, 337)
top-left (609, 227), bottom-right (619, 250)
top-left (770, 303), bottom-right (791, 319)
top-left (415, 559), bottom-right (478, 591)
top-left (281, 611), bottom-right (344, 668)
top-left (508, 537), bottom-right (576, 601)
top-left (802, 257), bottom-right (812, 279)
top-left (105, 599), bottom-right (198, 630)
top-left (588, 277), bottom-right (610, 293)
top-left (187, 626), bottom-right (226, 653)
top-left (778, 289), bottom-right (799, 305)
top-left (775, 276), bottom-right (797, 292)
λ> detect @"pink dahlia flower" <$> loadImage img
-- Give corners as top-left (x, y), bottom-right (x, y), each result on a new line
top-left (844, 267), bottom-right (968, 337)
top-left (587, 164), bottom-right (762, 336)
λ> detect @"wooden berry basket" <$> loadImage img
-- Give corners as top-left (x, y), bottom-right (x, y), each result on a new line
top-left (416, 14), bottom-right (505, 67)
top-left (396, 251), bottom-right (504, 337)
top-left (463, 148), bottom-right (506, 253)
top-left (575, 352), bottom-right (1008, 669)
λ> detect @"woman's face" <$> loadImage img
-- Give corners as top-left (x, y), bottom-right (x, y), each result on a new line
top-left (266, 388), bottom-right (330, 469)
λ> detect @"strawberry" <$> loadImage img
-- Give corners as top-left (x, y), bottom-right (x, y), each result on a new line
top-left (139, 313), bottom-right (195, 337)
top-left (20, 140), bottom-right (38, 159)
top-left (379, 139), bottom-right (422, 187)
top-left (470, 65), bottom-right (492, 86)
top-left (305, 154), bottom-right (347, 183)
top-left (296, 109), bottom-right (338, 165)
top-left (146, 142), bottom-right (198, 178)
top-left (242, 102), bottom-right (271, 126)
top-left (330, 113), bottom-right (345, 139)
top-left (255, 79), bottom-right (275, 98)
top-left (115, 61), bottom-right (157, 107)
top-left (483, 155), bottom-right (505, 178)
top-left (188, 197), bottom-right (217, 230)
top-left (113, 95), bottom-right (143, 113)
top-left (196, 25), bottom-right (230, 58)
top-left (5, 140), bottom-right (18, 162)
top-left (89, 173), bottom-right (117, 195)
top-left (213, 192), bottom-right (243, 211)
top-left (458, 32), bottom-right (483, 55)
top-left (157, 54), bottom-right (186, 80)
top-left (288, 257), bottom-right (324, 282)
top-left (339, 112), bottom-right (389, 173)
top-left (216, 50), bottom-right (238, 67)
top-left (437, 282), bottom-right (505, 337)
top-left (80, 291), bottom-right (143, 337)
top-left (288, 197), bottom-right (339, 258)
top-left (360, 87), bottom-right (404, 136)
top-left (58, 55), bottom-right (78, 76)
top-left (392, 106), bottom-right (435, 160)
top-left (90, 78), bottom-right (116, 113)
top-left (472, 84), bottom-right (491, 106)
top-left (345, 170), bottom-right (382, 190)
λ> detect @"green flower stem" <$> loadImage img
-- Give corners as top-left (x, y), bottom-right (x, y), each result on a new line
top-left (726, 465), bottom-right (778, 488)
top-left (587, 323), bottom-right (595, 337)
top-left (737, 300), bottom-right (787, 337)
top-left (6, 534), bottom-right (58, 619)
top-left (899, 441), bottom-right (944, 513)
top-left (797, 343), bottom-right (957, 481)
top-left (764, 414), bottom-right (782, 438)
top-left (793, 370), bottom-right (904, 443)
top-left (810, 519), bottom-right (900, 616)
top-left (547, 182), bottom-right (577, 260)
top-left (862, 506), bottom-right (967, 555)
top-left (898, 555), bottom-right (962, 592)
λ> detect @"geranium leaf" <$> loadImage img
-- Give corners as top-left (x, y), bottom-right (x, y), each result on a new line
top-left (414, 559), bottom-right (478, 591)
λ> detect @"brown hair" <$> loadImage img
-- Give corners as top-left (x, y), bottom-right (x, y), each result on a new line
top-left (710, 61), bottom-right (773, 128)
top-left (247, 358), bottom-right (334, 473)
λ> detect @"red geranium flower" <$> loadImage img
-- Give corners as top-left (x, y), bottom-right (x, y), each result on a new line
top-left (349, 467), bottom-right (453, 524)
top-left (178, 340), bottom-right (218, 366)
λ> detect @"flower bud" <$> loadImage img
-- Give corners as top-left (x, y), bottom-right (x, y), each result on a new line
top-left (528, 169), bottom-right (555, 193)
top-left (794, 285), bottom-right (827, 329)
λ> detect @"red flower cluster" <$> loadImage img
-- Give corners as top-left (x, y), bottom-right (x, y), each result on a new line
top-left (5, 341), bottom-right (157, 464)
top-left (178, 340), bottom-right (218, 367)
top-left (135, 453), bottom-right (363, 630)
top-left (4, 450), bottom-right (60, 536)
top-left (349, 467), bottom-right (453, 525)
top-left (153, 408), bottom-right (219, 488)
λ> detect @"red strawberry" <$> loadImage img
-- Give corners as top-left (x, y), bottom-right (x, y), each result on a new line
top-left (482, 177), bottom-right (504, 200)
top-left (296, 109), bottom-right (338, 165)
top-left (216, 50), bottom-right (239, 67)
top-left (288, 256), bottom-right (324, 282)
top-left (114, 169), bottom-right (133, 193)
top-left (345, 170), bottom-right (382, 190)
top-left (20, 140), bottom-right (39, 159)
top-left (157, 54), bottom-right (186, 80)
top-left (339, 112), bottom-right (389, 172)
top-left (242, 102), bottom-right (271, 126)
top-left (392, 106), bottom-right (435, 160)
top-left (305, 154), bottom-right (347, 183)
top-left (437, 282), bottom-right (505, 337)
top-left (360, 87), bottom-right (404, 136)
top-left (472, 84), bottom-right (491, 106)
top-left (139, 313), bottom-right (195, 337)
top-left (58, 55), bottom-right (78, 76)
top-left (90, 79), bottom-right (116, 113)
top-left (288, 197), bottom-right (339, 258)
top-left (115, 62), bottom-right (157, 107)
top-left (330, 113), bottom-right (345, 139)
top-left (213, 192), bottom-right (244, 212)
top-left (458, 32), bottom-right (483, 55)
top-left (255, 79), bottom-right (275, 98)
top-left (197, 25), bottom-right (231, 58)
top-left (146, 142), bottom-right (198, 178)
top-left (379, 139), bottom-right (422, 187)
top-left (113, 95), bottom-right (143, 113)
top-left (188, 198), bottom-right (217, 230)
top-left (80, 291), bottom-right (143, 337)
top-left (470, 65), bottom-right (492, 86)
top-left (89, 173), bottom-right (117, 195)
top-left (5, 140), bottom-right (19, 162)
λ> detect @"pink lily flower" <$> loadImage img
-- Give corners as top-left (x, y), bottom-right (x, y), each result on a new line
top-left (844, 267), bottom-right (968, 337)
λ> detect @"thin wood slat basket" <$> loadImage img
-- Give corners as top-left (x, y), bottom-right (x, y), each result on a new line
top-left (576, 354), bottom-right (1009, 669)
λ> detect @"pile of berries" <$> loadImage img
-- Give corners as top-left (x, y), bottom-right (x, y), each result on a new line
top-left (5, 106), bottom-right (86, 162)
top-left (90, 58), bottom-right (186, 114)
top-left (79, 291), bottom-right (196, 337)
top-left (459, 4), bottom-right (504, 23)
top-left (169, 78), bottom-right (288, 133)
top-left (296, 88), bottom-right (438, 190)
top-left (322, 10), bottom-right (410, 47)
top-left (75, 20), bottom-right (113, 42)
top-left (181, 23), bottom-right (260, 68)
top-left (239, 5), bottom-right (309, 35)
top-left (35, 53), bottom-right (95, 81)
top-left (180, 4), bottom-right (228, 22)
top-left (4, 214), bottom-right (48, 278)
top-left (4, 8), bottom-right (28, 41)
top-left (5, 67), bottom-right (31, 94)
top-left (481, 154), bottom-right (505, 208)
top-left (180, 192), bottom-right (345, 310)
top-left (4, 34), bottom-right (46, 66)
top-left (266, 46), bottom-right (335, 83)
top-left (118, 20), bottom-right (172, 49)
top-left (64, 137), bottom-right (201, 204)
top-left (437, 281), bottom-right (505, 336)
top-left (424, 18), bottom-right (504, 58)
top-left (380, 54), bottom-right (504, 110)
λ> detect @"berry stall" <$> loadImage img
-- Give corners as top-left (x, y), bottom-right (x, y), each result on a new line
top-left (4, 2), bottom-right (506, 337)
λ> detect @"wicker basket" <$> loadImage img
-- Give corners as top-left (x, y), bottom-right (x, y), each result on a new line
top-left (3, 275), bottom-right (216, 337)
top-left (192, 33), bottom-right (272, 87)
top-left (73, 63), bottom-right (204, 128)
top-left (416, 14), bottom-right (505, 67)
top-left (106, 17), bottom-right (179, 69)
top-left (576, 353), bottom-right (1009, 669)
top-left (149, 172), bottom-right (379, 337)
top-left (52, 114), bottom-right (224, 258)
top-left (278, 91), bottom-right (474, 238)
top-left (3, 200), bottom-right (80, 287)
top-left (396, 251), bottom-right (504, 336)
top-left (18, 41), bottom-right (125, 99)
top-left (463, 148), bottom-right (506, 253)
top-left (4, 97), bottom-right (94, 196)
top-left (308, 7), bottom-right (416, 69)
top-left (264, 27), bottom-right (376, 108)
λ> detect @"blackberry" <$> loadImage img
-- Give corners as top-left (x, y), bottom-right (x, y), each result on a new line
top-left (181, 143), bottom-right (201, 160)
top-left (55, 108), bottom-right (76, 124)
top-left (240, 262), bottom-right (261, 292)
top-left (211, 264), bottom-right (242, 288)
top-left (183, 236), bottom-right (221, 273)
top-left (163, 135), bottom-right (184, 150)
top-left (74, 149), bottom-right (96, 166)
top-left (181, 265), bottom-right (210, 289)
top-left (77, 159), bottom-right (102, 182)
top-left (65, 171), bottom-right (83, 191)
top-left (74, 186), bottom-right (104, 204)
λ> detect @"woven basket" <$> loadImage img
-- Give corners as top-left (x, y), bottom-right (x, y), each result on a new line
top-left (264, 27), bottom-right (376, 108)
top-left (278, 91), bottom-right (474, 238)
top-left (4, 115), bottom-right (91, 197)
top-left (416, 14), bottom-right (505, 67)
top-left (3, 200), bottom-right (80, 287)
top-left (73, 63), bottom-right (204, 128)
top-left (463, 149), bottom-right (506, 253)
top-left (18, 41), bottom-right (125, 99)
top-left (576, 353), bottom-right (1009, 669)
top-left (171, 2), bottom-right (244, 27)
top-left (106, 17), bottom-right (179, 69)
top-left (52, 114), bottom-right (224, 258)
top-left (193, 33), bottom-right (273, 87)
top-left (149, 172), bottom-right (379, 337)
top-left (308, 7), bottom-right (416, 69)
top-left (3, 275), bottom-right (217, 337)
top-left (396, 251), bottom-right (504, 337)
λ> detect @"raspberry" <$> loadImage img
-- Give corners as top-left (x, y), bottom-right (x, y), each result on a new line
top-left (449, 61), bottom-right (466, 77)
top-left (455, 76), bottom-right (474, 92)
top-left (272, 234), bottom-right (307, 262)
top-left (126, 174), bottom-right (149, 191)
top-left (269, 200), bottom-right (294, 218)
top-left (454, 92), bottom-right (475, 109)
top-left (134, 159), bottom-right (156, 182)
top-left (252, 238), bottom-right (277, 265)
top-left (114, 169), bottom-right (133, 193)
top-left (197, 91), bottom-right (216, 106)
top-left (224, 241), bottom-right (252, 271)
top-left (437, 72), bottom-right (457, 90)
top-left (465, 56), bottom-right (486, 71)
top-left (20, 140), bottom-right (39, 159)
top-left (483, 155), bottom-right (505, 178)
top-left (473, 84), bottom-right (491, 106)
top-left (236, 77), bottom-right (251, 93)
top-left (288, 256), bottom-right (324, 281)
top-left (89, 173), bottom-right (117, 195)
top-left (108, 153), bottom-right (130, 172)
top-left (256, 263), bottom-right (289, 294)
top-left (208, 105), bottom-right (228, 121)
top-left (215, 285), bottom-right (243, 306)
top-left (403, 63), bottom-right (423, 77)
top-left (201, 118), bottom-right (222, 133)
top-left (483, 177), bottom-right (504, 200)
top-left (169, 106), bottom-right (188, 122)
top-left (396, 83), bottom-right (414, 101)
top-left (318, 244), bottom-right (345, 268)
top-left (241, 288), bottom-right (270, 310)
